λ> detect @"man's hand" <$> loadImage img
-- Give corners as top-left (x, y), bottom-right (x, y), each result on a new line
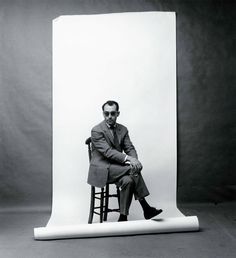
top-left (126, 156), bottom-right (143, 172)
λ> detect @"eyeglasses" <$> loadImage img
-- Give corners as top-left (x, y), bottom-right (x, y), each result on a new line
top-left (103, 111), bottom-right (118, 117)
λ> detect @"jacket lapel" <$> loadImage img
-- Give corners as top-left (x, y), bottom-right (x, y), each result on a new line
top-left (101, 121), bottom-right (122, 149)
top-left (101, 121), bottom-right (115, 145)
top-left (115, 124), bottom-right (122, 144)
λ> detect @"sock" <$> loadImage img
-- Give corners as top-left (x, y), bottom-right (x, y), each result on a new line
top-left (139, 198), bottom-right (151, 211)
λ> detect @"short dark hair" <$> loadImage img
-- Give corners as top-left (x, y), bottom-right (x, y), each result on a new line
top-left (102, 100), bottom-right (119, 111)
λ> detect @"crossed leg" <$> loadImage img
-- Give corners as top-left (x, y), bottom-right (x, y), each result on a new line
top-left (108, 164), bottom-right (162, 221)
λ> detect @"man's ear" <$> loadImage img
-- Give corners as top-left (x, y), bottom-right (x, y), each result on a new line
top-left (117, 111), bottom-right (120, 117)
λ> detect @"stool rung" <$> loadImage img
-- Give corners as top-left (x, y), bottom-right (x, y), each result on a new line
top-left (94, 211), bottom-right (101, 215)
top-left (94, 206), bottom-right (106, 210)
top-left (94, 207), bottom-right (100, 210)
top-left (107, 209), bottom-right (120, 212)
top-left (108, 194), bottom-right (118, 198)
top-left (95, 195), bottom-right (117, 200)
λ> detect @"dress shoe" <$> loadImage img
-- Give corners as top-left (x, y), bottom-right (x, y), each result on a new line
top-left (144, 207), bottom-right (163, 220)
top-left (118, 214), bottom-right (128, 222)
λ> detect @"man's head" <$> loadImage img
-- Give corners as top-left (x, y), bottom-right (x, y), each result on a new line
top-left (102, 100), bottom-right (120, 127)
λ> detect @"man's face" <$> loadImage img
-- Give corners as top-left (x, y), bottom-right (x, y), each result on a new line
top-left (103, 104), bottom-right (120, 127)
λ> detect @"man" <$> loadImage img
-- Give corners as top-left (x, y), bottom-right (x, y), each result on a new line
top-left (87, 100), bottom-right (162, 221)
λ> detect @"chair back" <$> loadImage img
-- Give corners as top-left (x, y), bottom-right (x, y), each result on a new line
top-left (85, 137), bottom-right (92, 161)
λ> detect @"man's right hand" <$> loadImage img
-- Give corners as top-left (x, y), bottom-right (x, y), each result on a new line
top-left (126, 156), bottom-right (143, 172)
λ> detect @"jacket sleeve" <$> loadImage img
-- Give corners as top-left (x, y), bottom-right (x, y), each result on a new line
top-left (91, 129), bottom-right (126, 164)
top-left (122, 130), bottom-right (138, 159)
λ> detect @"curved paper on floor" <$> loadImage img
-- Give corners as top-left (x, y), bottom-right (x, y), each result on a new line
top-left (34, 216), bottom-right (199, 240)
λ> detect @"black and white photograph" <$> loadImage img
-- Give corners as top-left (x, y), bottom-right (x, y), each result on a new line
top-left (0, 1), bottom-right (235, 257)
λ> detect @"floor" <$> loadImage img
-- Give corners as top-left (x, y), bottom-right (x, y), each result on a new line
top-left (0, 202), bottom-right (235, 258)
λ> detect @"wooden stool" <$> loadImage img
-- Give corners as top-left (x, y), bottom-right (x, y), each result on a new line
top-left (88, 184), bottom-right (120, 223)
top-left (86, 137), bottom-right (120, 223)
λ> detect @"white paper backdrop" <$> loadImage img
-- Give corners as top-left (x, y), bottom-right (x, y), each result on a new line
top-left (48, 11), bottom-right (182, 227)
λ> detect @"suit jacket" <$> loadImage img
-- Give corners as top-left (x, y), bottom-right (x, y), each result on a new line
top-left (87, 120), bottom-right (138, 188)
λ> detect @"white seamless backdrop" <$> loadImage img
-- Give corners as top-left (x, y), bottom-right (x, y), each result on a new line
top-left (49, 12), bottom-right (181, 227)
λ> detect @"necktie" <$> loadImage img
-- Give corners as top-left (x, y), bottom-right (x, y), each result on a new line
top-left (110, 126), bottom-right (121, 151)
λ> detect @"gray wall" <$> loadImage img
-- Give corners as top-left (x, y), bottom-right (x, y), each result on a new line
top-left (0, 0), bottom-right (235, 209)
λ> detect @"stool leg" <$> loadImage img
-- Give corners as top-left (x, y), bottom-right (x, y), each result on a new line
top-left (116, 185), bottom-right (120, 212)
top-left (88, 186), bottom-right (95, 224)
top-left (100, 187), bottom-right (104, 223)
top-left (104, 184), bottom-right (109, 221)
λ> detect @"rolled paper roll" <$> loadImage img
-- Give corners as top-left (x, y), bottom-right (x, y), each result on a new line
top-left (34, 216), bottom-right (199, 240)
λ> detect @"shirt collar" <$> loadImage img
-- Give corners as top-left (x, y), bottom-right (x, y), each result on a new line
top-left (106, 123), bottom-right (116, 129)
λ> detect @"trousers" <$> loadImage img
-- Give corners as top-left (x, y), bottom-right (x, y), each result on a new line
top-left (108, 164), bottom-right (150, 215)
